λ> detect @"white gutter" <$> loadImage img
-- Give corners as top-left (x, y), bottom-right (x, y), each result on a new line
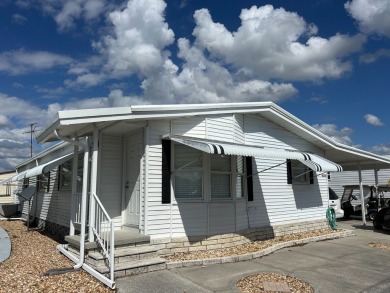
top-left (54, 130), bottom-right (89, 270)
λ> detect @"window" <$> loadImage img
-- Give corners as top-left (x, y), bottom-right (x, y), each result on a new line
top-left (211, 155), bottom-right (231, 199)
top-left (23, 178), bottom-right (29, 189)
top-left (174, 144), bottom-right (203, 199)
top-left (288, 160), bottom-right (313, 185)
top-left (38, 172), bottom-right (50, 192)
top-left (170, 144), bottom-right (247, 202)
top-left (59, 156), bottom-right (84, 190)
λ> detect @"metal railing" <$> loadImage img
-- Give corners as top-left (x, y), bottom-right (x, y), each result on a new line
top-left (90, 192), bottom-right (115, 283)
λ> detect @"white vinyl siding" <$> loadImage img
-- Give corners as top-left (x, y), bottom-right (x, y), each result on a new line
top-left (19, 144), bottom-right (75, 229)
top-left (146, 120), bottom-right (172, 237)
top-left (98, 135), bottom-right (123, 229)
top-left (145, 112), bottom-right (330, 239)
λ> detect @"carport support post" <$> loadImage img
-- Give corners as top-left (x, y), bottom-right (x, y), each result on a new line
top-left (358, 163), bottom-right (367, 226)
top-left (374, 169), bottom-right (379, 186)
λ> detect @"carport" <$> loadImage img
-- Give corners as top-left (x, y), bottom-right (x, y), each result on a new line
top-left (323, 143), bottom-right (390, 225)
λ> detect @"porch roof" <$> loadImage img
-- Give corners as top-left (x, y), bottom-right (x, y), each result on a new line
top-left (165, 134), bottom-right (342, 172)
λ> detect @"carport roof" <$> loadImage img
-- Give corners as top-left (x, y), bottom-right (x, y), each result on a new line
top-left (35, 102), bottom-right (390, 172)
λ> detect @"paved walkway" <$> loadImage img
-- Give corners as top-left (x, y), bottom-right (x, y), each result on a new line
top-left (0, 226), bottom-right (11, 263)
top-left (116, 219), bottom-right (390, 293)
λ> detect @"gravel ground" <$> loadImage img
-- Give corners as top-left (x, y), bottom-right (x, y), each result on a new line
top-left (368, 242), bottom-right (390, 251)
top-left (0, 220), bottom-right (112, 293)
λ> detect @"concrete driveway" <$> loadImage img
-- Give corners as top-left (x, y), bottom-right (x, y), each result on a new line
top-left (116, 219), bottom-right (390, 293)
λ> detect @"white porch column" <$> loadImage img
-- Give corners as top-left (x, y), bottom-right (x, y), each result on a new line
top-left (69, 136), bottom-right (79, 236)
top-left (358, 163), bottom-right (367, 225)
top-left (78, 137), bottom-right (89, 261)
top-left (88, 126), bottom-right (99, 242)
top-left (374, 169), bottom-right (379, 185)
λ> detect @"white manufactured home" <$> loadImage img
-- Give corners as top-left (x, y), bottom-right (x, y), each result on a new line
top-left (4, 102), bottom-right (390, 288)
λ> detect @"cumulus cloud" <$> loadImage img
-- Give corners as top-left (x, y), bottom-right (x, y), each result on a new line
top-left (94, 0), bottom-right (175, 78)
top-left (0, 49), bottom-right (72, 75)
top-left (312, 123), bottom-right (355, 146)
top-left (345, 0), bottom-right (390, 37)
top-left (364, 114), bottom-right (384, 126)
top-left (192, 5), bottom-right (366, 81)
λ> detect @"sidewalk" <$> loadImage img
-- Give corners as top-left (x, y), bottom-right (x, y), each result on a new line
top-left (116, 219), bottom-right (390, 293)
top-left (0, 226), bottom-right (11, 263)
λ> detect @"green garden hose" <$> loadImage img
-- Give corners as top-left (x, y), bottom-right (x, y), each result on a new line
top-left (326, 207), bottom-right (337, 230)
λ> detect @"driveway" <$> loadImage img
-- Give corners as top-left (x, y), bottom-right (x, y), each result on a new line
top-left (116, 219), bottom-right (390, 293)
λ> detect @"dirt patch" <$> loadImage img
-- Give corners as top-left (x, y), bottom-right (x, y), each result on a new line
top-left (236, 272), bottom-right (313, 293)
top-left (368, 242), bottom-right (390, 251)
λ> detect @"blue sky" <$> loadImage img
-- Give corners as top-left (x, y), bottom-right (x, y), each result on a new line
top-left (0, 0), bottom-right (389, 171)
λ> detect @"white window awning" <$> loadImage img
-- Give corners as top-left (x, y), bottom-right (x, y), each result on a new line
top-left (16, 153), bottom-right (74, 181)
top-left (165, 134), bottom-right (342, 172)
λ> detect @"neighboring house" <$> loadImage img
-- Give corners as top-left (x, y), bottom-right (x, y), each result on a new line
top-left (3, 102), bottom-right (390, 288)
top-left (0, 171), bottom-right (17, 203)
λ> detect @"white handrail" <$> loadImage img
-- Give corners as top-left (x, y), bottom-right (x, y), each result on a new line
top-left (90, 192), bottom-right (115, 284)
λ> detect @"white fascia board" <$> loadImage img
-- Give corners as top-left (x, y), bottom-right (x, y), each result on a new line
top-left (130, 101), bottom-right (273, 113)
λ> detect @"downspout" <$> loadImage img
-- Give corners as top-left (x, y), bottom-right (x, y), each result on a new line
top-left (54, 130), bottom-right (89, 269)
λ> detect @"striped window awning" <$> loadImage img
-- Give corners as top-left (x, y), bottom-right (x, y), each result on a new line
top-left (164, 134), bottom-right (342, 172)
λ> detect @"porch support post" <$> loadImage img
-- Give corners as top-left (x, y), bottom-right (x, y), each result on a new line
top-left (69, 136), bottom-right (79, 236)
top-left (78, 136), bottom-right (89, 264)
top-left (88, 126), bottom-right (99, 242)
top-left (374, 169), bottom-right (379, 186)
top-left (358, 163), bottom-right (367, 226)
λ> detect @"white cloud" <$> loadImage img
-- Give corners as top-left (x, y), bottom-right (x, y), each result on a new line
top-left (0, 49), bottom-right (72, 75)
top-left (107, 89), bottom-right (149, 107)
top-left (0, 93), bottom-right (66, 171)
top-left (36, 0), bottom-right (109, 31)
top-left (312, 123), bottom-right (355, 146)
top-left (345, 0), bottom-right (390, 37)
top-left (0, 115), bottom-right (10, 126)
top-left (95, 0), bottom-right (175, 78)
top-left (369, 144), bottom-right (390, 156)
top-left (12, 13), bottom-right (28, 24)
top-left (141, 39), bottom-right (298, 104)
top-left (360, 48), bottom-right (390, 63)
top-left (192, 5), bottom-right (366, 81)
top-left (364, 114), bottom-right (384, 126)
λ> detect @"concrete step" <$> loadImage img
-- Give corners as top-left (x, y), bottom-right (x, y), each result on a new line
top-left (65, 230), bottom-right (150, 251)
top-left (87, 246), bottom-right (159, 266)
top-left (94, 257), bottom-right (167, 278)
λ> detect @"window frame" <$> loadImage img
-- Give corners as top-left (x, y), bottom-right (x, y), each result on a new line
top-left (171, 142), bottom-right (247, 202)
top-left (288, 159), bottom-right (313, 185)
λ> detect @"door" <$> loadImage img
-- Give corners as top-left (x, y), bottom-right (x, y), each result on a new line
top-left (125, 132), bottom-right (142, 226)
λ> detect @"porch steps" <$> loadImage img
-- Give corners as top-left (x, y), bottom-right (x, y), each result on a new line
top-left (94, 256), bottom-right (166, 277)
top-left (63, 229), bottom-right (167, 279)
top-left (88, 245), bottom-right (159, 266)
